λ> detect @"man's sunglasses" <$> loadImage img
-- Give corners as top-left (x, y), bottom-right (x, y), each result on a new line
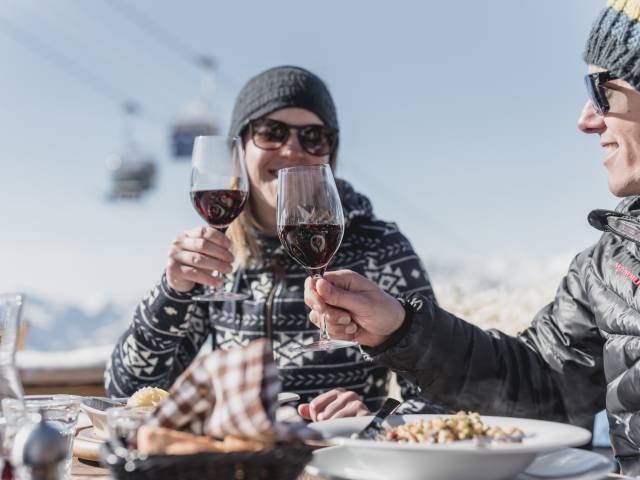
top-left (585, 71), bottom-right (619, 115)
top-left (249, 118), bottom-right (338, 156)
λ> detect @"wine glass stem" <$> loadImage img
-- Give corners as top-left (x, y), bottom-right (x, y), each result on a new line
top-left (208, 225), bottom-right (227, 295)
top-left (320, 321), bottom-right (330, 342)
top-left (211, 270), bottom-right (223, 294)
top-left (312, 273), bottom-right (330, 342)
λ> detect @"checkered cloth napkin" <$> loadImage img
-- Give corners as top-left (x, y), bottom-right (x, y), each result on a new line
top-left (146, 338), bottom-right (281, 440)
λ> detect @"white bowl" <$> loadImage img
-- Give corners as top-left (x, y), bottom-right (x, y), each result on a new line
top-left (79, 392), bottom-right (301, 440)
top-left (79, 397), bottom-right (127, 440)
top-left (308, 414), bottom-right (592, 480)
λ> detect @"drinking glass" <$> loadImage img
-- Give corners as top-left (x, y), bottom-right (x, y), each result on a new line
top-left (106, 407), bottom-right (151, 454)
top-left (0, 294), bottom-right (25, 459)
top-left (277, 164), bottom-right (357, 352)
top-left (190, 136), bottom-right (250, 301)
top-left (3, 395), bottom-right (80, 480)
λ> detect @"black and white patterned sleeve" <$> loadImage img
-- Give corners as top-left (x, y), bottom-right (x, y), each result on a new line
top-left (359, 220), bottom-right (436, 302)
top-left (105, 274), bottom-right (211, 397)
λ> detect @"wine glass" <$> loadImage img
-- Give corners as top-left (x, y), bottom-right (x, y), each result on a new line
top-left (190, 136), bottom-right (249, 301)
top-left (277, 164), bottom-right (357, 352)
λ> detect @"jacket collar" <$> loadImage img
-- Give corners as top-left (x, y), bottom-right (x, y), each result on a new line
top-left (589, 197), bottom-right (640, 246)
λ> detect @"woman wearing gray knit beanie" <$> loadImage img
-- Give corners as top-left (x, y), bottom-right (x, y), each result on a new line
top-left (106, 65), bottom-right (446, 421)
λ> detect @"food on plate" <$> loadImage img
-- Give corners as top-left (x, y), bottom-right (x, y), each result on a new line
top-left (384, 411), bottom-right (524, 444)
top-left (127, 386), bottom-right (169, 408)
top-left (136, 426), bottom-right (273, 455)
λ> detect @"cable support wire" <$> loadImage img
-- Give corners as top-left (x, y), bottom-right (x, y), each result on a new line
top-left (0, 14), bottom-right (162, 125)
top-left (102, 0), bottom-right (237, 90)
top-left (104, 0), bottom-right (206, 67)
top-left (343, 163), bottom-right (475, 252)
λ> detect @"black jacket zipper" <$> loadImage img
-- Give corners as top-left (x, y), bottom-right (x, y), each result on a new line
top-left (265, 259), bottom-right (285, 341)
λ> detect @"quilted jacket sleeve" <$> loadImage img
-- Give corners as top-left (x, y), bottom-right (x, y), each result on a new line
top-left (105, 274), bottom-right (211, 396)
top-left (357, 218), bottom-right (447, 413)
top-left (368, 247), bottom-right (606, 429)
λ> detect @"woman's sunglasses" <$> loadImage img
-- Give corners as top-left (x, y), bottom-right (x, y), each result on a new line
top-left (249, 118), bottom-right (338, 156)
top-left (584, 71), bottom-right (619, 115)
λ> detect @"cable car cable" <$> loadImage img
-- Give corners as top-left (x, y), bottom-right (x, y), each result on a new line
top-left (0, 14), bottom-right (164, 125)
top-left (102, 0), bottom-right (236, 90)
top-left (104, 0), bottom-right (201, 66)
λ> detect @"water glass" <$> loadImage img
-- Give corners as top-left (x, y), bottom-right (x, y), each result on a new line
top-left (0, 293), bottom-right (25, 454)
top-left (3, 395), bottom-right (80, 479)
top-left (106, 407), bottom-right (151, 452)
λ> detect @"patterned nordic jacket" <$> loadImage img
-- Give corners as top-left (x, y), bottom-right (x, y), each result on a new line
top-left (368, 197), bottom-right (640, 475)
top-left (105, 179), bottom-right (440, 413)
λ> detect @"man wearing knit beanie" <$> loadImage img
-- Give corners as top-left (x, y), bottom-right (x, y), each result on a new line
top-left (580, 0), bottom-right (640, 197)
top-left (300, 1), bottom-right (640, 475)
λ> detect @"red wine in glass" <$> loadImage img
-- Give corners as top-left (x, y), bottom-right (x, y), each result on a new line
top-left (191, 189), bottom-right (248, 230)
top-left (190, 136), bottom-right (249, 302)
top-left (277, 223), bottom-right (344, 276)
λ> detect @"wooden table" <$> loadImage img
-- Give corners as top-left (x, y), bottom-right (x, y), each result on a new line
top-left (71, 457), bottom-right (324, 480)
top-left (72, 457), bottom-right (110, 479)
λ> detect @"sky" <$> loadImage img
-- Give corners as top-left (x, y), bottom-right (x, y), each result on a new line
top-left (0, 0), bottom-right (612, 304)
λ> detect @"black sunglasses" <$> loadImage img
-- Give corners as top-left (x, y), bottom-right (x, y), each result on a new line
top-left (249, 118), bottom-right (338, 156)
top-left (584, 71), bottom-right (619, 115)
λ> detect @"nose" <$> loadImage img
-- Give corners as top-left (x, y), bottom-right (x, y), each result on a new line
top-left (577, 100), bottom-right (606, 134)
top-left (279, 130), bottom-right (306, 163)
top-left (279, 130), bottom-right (325, 165)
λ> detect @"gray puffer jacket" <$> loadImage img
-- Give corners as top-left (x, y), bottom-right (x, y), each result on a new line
top-left (368, 197), bottom-right (640, 475)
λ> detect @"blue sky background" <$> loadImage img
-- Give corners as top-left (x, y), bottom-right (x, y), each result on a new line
top-left (0, 0), bottom-right (611, 304)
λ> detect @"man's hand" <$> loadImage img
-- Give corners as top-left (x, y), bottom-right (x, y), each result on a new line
top-left (304, 270), bottom-right (406, 347)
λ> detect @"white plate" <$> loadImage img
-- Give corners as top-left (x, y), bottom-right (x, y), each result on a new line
top-left (306, 446), bottom-right (615, 480)
top-left (521, 448), bottom-right (615, 479)
top-left (307, 415), bottom-right (592, 480)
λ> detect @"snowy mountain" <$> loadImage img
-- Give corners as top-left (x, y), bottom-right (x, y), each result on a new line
top-left (20, 294), bottom-right (136, 351)
top-left (14, 250), bottom-right (576, 352)
top-left (425, 251), bottom-right (574, 335)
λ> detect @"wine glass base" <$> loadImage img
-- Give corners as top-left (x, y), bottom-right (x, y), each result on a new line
top-left (192, 291), bottom-right (250, 302)
top-left (289, 339), bottom-right (358, 353)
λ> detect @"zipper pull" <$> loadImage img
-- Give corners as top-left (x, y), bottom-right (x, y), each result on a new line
top-left (271, 255), bottom-right (285, 280)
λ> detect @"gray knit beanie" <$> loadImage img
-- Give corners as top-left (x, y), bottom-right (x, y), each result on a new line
top-left (584, 0), bottom-right (640, 90)
top-left (228, 66), bottom-right (339, 140)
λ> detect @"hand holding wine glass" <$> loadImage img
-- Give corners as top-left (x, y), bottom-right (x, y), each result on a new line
top-left (165, 225), bottom-right (234, 293)
top-left (188, 136), bottom-right (249, 301)
top-left (277, 164), bottom-right (357, 352)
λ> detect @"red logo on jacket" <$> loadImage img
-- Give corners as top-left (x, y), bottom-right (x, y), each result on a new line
top-left (613, 262), bottom-right (640, 286)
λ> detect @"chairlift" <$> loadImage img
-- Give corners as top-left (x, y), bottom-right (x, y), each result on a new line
top-left (106, 102), bottom-right (158, 200)
top-left (170, 56), bottom-right (221, 160)
top-left (106, 150), bottom-right (157, 200)
top-left (171, 115), bottom-right (220, 158)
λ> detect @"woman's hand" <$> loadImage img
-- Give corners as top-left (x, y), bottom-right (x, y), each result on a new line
top-left (304, 270), bottom-right (406, 347)
top-left (297, 388), bottom-right (370, 422)
top-left (165, 226), bottom-right (235, 292)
